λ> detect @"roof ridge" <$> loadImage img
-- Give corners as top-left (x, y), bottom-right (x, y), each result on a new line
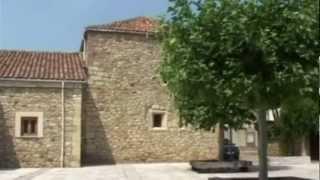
top-left (85, 16), bottom-right (159, 34)
top-left (0, 49), bottom-right (80, 55)
top-left (86, 16), bottom-right (156, 29)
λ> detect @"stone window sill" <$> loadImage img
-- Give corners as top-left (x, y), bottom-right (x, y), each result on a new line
top-left (151, 127), bottom-right (168, 131)
top-left (16, 135), bottom-right (43, 139)
top-left (178, 128), bottom-right (188, 131)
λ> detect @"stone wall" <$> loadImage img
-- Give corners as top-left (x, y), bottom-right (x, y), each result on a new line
top-left (268, 142), bottom-right (281, 156)
top-left (82, 31), bottom-right (219, 164)
top-left (0, 85), bottom-right (82, 168)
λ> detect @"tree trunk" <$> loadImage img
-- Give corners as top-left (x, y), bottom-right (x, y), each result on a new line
top-left (257, 109), bottom-right (268, 180)
top-left (229, 128), bottom-right (233, 144)
top-left (301, 136), bottom-right (307, 156)
top-left (218, 123), bottom-right (225, 161)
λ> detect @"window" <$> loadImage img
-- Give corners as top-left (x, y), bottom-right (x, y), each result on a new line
top-left (246, 131), bottom-right (255, 147)
top-left (266, 110), bottom-right (274, 121)
top-left (266, 108), bottom-right (280, 121)
top-left (21, 117), bottom-right (38, 136)
top-left (152, 113), bottom-right (164, 128)
top-left (15, 112), bottom-right (43, 138)
top-left (178, 114), bottom-right (188, 129)
top-left (149, 107), bottom-right (167, 130)
top-left (178, 120), bottom-right (185, 128)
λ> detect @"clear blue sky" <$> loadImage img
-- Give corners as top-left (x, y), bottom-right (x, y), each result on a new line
top-left (0, 0), bottom-right (169, 52)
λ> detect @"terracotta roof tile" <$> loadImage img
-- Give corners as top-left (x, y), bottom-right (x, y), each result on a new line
top-left (0, 50), bottom-right (87, 81)
top-left (86, 16), bottom-right (159, 34)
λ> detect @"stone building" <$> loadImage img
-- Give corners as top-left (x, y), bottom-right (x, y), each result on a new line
top-left (0, 51), bottom-right (85, 168)
top-left (0, 17), bottom-right (219, 168)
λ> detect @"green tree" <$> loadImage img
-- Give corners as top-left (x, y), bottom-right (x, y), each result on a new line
top-left (159, 0), bottom-right (318, 179)
top-left (273, 96), bottom-right (319, 155)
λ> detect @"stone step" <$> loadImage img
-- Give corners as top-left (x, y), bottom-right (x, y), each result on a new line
top-left (240, 150), bottom-right (257, 154)
top-left (239, 156), bottom-right (312, 165)
top-left (268, 156), bottom-right (311, 165)
top-left (239, 147), bottom-right (258, 151)
top-left (239, 148), bottom-right (258, 155)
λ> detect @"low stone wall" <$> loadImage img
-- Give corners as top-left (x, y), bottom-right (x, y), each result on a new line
top-left (268, 156), bottom-right (311, 165)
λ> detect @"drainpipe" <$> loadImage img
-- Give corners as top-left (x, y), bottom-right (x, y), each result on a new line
top-left (229, 128), bottom-right (233, 143)
top-left (60, 81), bottom-right (65, 167)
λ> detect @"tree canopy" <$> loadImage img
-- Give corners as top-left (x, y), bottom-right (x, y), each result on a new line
top-left (160, 0), bottom-right (318, 129)
top-left (275, 96), bottom-right (319, 140)
top-left (159, 0), bottom-right (318, 179)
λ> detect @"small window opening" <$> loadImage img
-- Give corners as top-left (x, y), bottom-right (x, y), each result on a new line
top-left (152, 113), bottom-right (163, 128)
top-left (21, 117), bottom-right (38, 136)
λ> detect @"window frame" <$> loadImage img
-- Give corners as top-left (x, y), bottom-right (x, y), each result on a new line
top-left (21, 117), bottom-right (38, 136)
top-left (246, 131), bottom-right (256, 147)
top-left (15, 112), bottom-right (44, 138)
top-left (178, 114), bottom-right (190, 130)
top-left (149, 109), bottom-right (168, 130)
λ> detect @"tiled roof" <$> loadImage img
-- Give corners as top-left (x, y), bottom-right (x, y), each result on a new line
top-left (0, 50), bottom-right (87, 81)
top-left (86, 16), bottom-right (159, 34)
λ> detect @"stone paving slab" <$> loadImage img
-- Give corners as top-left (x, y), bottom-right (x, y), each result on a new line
top-left (0, 162), bottom-right (318, 180)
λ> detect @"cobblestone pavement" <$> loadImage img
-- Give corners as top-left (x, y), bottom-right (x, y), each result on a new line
top-left (0, 162), bottom-right (318, 180)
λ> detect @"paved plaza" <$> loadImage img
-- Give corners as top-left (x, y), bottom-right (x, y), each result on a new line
top-left (0, 161), bottom-right (318, 180)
